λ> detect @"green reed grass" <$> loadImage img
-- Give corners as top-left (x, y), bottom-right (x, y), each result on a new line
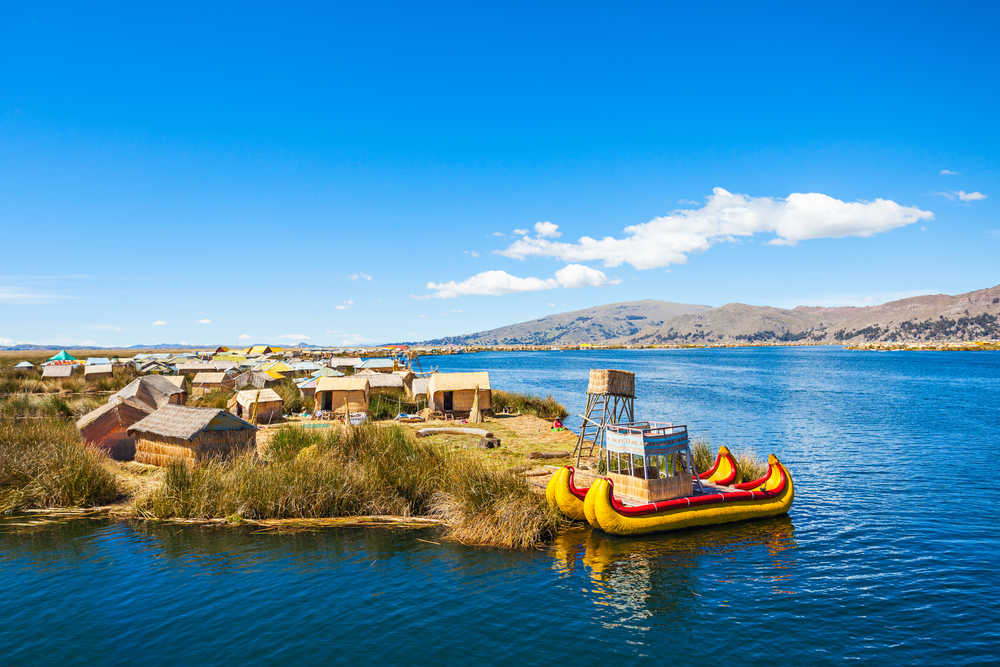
top-left (137, 424), bottom-right (560, 549)
top-left (490, 390), bottom-right (568, 419)
top-left (0, 419), bottom-right (120, 514)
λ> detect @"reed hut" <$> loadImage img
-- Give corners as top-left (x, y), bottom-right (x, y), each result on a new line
top-left (411, 377), bottom-right (429, 400)
top-left (176, 361), bottom-right (215, 376)
top-left (427, 372), bottom-right (491, 417)
top-left (360, 358), bottom-right (395, 373)
top-left (128, 405), bottom-right (257, 466)
top-left (137, 360), bottom-right (176, 375)
top-left (363, 371), bottom-right (406, 398)
top-left (191, 371), bottom-right (235, 397)
top-left (84, 363), bottom-right (113, 380)
top-left (314, 376), bottom-right (370, 415)
top-left (76, 398), bottom-right (152, 460)
top-left (14, 361), bottom-right (34, 370)
top-left (162, 375), bottom-right (187, 391)
top-left (228, 388), bottom-right (283, 424)
top-left (296, 376), bottom-right (320, 398)
top-left (114, 375), bottom-right (187, 410)
top-left (42, 364), bottom-right (76, 380)
top-left (330, 357), bottom-right (363, 373)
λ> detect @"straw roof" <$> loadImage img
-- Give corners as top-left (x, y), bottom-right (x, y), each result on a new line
top-left (14, 361), bottom-right (34, 369)
top-left (232, 388), bottom-right (282, 408)
top-left (365, 373), bottom-right (404, 388)
top-left (84, 364), bottom-right (113, 376)
top-left (360, 358), bottom-right (394, 369)
top-left (177, 361), bottom-right (214, 372)
top-left (162, 375), bottom-right (187, 389)
top-left (76, 398), bottom-right (151, 432)
top-left (428, 371), bottom-right (491, 393)
top-left (330, 357), bottom-right (363, 367)
top-left (316, 376), bottom-right (370, 392)
top-left (42, 365), bottom-right (74, 378)
top-left (311, 367), bottom-right (344, 377)
top-left (127, 405), bottom-right (255, 440)
top-left (411, 378), bottom-right (430, 396)
top-left (192, 372), bottom-right (227, 385)
top-left (114, 375), bottom-right (185, 410)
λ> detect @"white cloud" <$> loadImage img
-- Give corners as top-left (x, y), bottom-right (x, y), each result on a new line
top-left (0, 336), bottom-right (16, 345)
top-left (500, 188), bottom-right (933, 269)
top-left (426, 264), bottom-right (617, 298)
top-left (335, 299), bottom-right (355, 311)
top-left (349, 273), bottom-right (372, 281)
top-left (533, 221), bottom-right (561, 238)
top-left (152, 320), bottom-right (167, 326)
top-left (238, 333), bottom-right (252, 340)
top-left (939, 169), bottom-right (959, 176)
top-left (554, 263), bottom-right (620, 288)
top-left (280, 333), bottom-right (310, 341)
top-left (0, 287), bottom-right (68, 303)
top-left (463, 250), bottom-right (480, 257)
top-left (197, 318), bottom-right (211, 324)
top-left (957, 190), bottom-right (987, 202)
top-left (491, 232), bottom-right (506, 237)
top-left (513, 228), bottom-right (529, 236)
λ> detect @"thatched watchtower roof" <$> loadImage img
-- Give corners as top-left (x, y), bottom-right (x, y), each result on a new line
top-left (127, 405), bottom-right (255, 440)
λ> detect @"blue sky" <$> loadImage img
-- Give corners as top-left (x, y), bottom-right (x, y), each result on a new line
top-left (1, 2), bottom-right (997, 347)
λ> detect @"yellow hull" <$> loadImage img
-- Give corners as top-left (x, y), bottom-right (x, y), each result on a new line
top-left (585, 454), bottom-right (794, 536)
top-left (545, 466), bottom-right (588, 521)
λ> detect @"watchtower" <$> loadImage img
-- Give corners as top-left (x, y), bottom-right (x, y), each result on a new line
top-left (573, 369), bottom-right (636, 466)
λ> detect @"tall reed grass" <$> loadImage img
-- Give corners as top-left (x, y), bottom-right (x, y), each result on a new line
top-left (137, 424), bottom-right (560, 548)
top-left (691, 440), bottom-right (767, 481)
top-left (0, 419), bottom-right (120, 514)
top-left (491, 391), bottom-right (568, 419)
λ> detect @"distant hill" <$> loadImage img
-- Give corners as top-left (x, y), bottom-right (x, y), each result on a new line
top-left (427, 300), bottom-right (712, 346)
top-left (428, 285), bottom-right (1000, 346)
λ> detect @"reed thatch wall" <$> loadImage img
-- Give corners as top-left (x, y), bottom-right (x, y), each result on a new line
top-left (133, 429), bottom-right (255, 466)
top-left (587, 369), bottom-right (635, 397)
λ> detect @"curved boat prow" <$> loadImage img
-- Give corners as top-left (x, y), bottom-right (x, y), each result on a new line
top-left (699, 445), bottom-right (741, 486)
top-left (545, 466), bottom-right (590, 521)
top-left (590, 454), bottom-right (794, 536)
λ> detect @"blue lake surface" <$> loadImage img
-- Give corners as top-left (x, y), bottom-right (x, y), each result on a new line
top-left (3, 347), bottom-right (999, 664)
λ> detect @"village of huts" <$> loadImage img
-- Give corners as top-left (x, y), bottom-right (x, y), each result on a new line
top-left (54, 344), bottom-right (492, 466)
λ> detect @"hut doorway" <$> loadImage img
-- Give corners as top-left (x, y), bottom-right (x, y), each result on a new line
top-left (321, 393), bottom-right (333, 411)
top-left (236, 404), bottom-right (243, 417)
top-left (443, 391), bottom-right (453, 412)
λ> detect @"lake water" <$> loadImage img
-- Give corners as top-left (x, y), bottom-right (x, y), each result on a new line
top-left (3, 348), bottom-right (998, 664)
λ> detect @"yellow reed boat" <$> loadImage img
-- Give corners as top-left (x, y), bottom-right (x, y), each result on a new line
top-left (546, 422), bottom-right (794, 536)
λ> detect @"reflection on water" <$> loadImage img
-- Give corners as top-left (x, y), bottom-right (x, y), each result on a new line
top-left (552, 519), bottom-right (797, 627)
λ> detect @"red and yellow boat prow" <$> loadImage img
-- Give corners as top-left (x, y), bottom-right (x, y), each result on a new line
top-left (698, 444), bottom-right (741, 485)
top-left (545, 466), bottom-right (590, 521)
top-left (584, 454), bottom-right (793, 536)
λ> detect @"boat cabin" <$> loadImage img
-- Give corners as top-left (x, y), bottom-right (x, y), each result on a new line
top-left (604, 422), bottom-right (702, 503)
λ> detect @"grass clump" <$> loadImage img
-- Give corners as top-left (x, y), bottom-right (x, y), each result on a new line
top-left (137, 424), bottom-right (560, 548)
top-left (272, 380), bottom-right (313, 415)
top-left (0, 419), bottom-right (120, 514)
top-left (491, 390), bottom-right (568, 419)
top-left (192, 389), bottom-right (230, 409)
top-left (691, 439), bottom-right (767, 481)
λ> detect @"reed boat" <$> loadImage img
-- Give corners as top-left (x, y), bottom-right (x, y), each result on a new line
top-left (546, 422), bottom-right (793, 536)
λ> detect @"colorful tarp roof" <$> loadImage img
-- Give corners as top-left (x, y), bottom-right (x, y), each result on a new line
top-left (47, 350), bottom-right (77, 362)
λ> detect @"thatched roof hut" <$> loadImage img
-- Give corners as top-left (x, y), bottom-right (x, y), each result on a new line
top-left (162, 375), bottom-right (187, 391)
top-left (114, 375), bottom-right (186, 410)
top-left (191, 371), bottom-right (235, 396)
top-left (411, 377), bottom-right (429, 399)
top-left (228, 388), bottom-right (283, 424)
top-left (84, 363), bottom-right (113, 380)
top-left (427, 372), bottom-right (491, 417)
top-left (14, 361), bottom-right (34, 370)
top-left (360, 358), bottom-right (395, 373)
top-left (176, 361), bottom-right (215, 376)
top-left (76, 398), bottom-right (152, 460)
top-left (128, 405), bottom-right (256, 466)
top-left (315, 376), bottom-right (370, 414)
top-left (329, 357), bottom-right (363, 372)
top-left (42, 365), bottom-right (76, 379)
top-left (363, 371), bottom-right (405, 397)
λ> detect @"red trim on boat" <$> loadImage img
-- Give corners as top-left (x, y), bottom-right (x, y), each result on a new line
top-left (606, 464), bottom-right (787, 517)
top-left (565, 466), bottom-right (589, 500)
top-left (698, 452), bottom-right (721, 479)
top-left (734, 468), bottom-right (771, 490)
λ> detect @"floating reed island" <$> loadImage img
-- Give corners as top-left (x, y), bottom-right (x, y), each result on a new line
top-left (1, 348), bottom-right (767, 548)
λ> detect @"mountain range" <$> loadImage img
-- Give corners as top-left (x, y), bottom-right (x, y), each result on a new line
top-left (427, 284), bottom-right (1000, 346)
